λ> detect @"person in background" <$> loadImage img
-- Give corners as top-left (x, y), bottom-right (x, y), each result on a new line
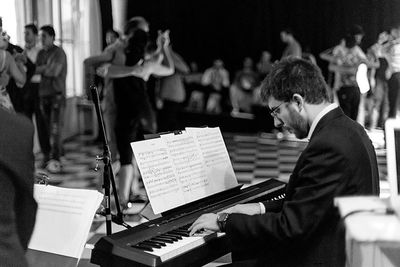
top-left (302, 45), bottom-right (317, 65)
top-left (157, 49), bottom-right (190, 132)
top-left (0, 31), bottom-right (26, 112)
top-left (230, 57), bottom-right (259, 114)
top-left (185, 61), bottom-right (205, 112)
top-left (0, 108), bottom-right (37, 267)
top-left (320, 24), bottom-right (366, 106)
top-left (330, 34), bottom-right (377, 121)
top-left (256, 50), bottom-right (272, 79)
top-left (97, 25), bottom-right (174, 208)
top-left (0, 18), bottom-right (29, 113)
top-left (190, 58), bottom-right (379, 267)
top-left (35, 25), bottom-right (67, 173)
top-left (320, 38), bottom-right (346, 100)
top-left (385, 22), bottom-right (400, 119)
top-left (20, 24), bottom-right (44, 125)
top-left (84, 22), bottom-right (138, 174)
top-left (365, 31), bottom-right (389, 129)
top-left (280, 28), bottom-right (302, 59)
top-left (349, 24), bottom-right (365, 47)
top-left (105, 29), bottom-right (119, 46)
top-left (201, 59), bottom-right (230, 114)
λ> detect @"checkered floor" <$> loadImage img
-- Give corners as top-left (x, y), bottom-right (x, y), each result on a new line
top-left (33, 130), bottom-right (388, 266)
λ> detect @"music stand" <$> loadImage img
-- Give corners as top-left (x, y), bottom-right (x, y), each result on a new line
top-left (90, 85), bottom-right (131, 235)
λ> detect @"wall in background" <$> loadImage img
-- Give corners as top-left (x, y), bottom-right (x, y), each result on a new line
top-left (123, 0), bottom-right (400, 75)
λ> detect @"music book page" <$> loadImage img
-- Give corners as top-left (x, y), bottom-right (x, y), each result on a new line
top-left (131, 127), bottom-right (237, 214)
top-left (28, 185), bottom-right (103, 258)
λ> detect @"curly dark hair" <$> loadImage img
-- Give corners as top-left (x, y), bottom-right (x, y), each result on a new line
top-left (260, 57), bottom-right (330, 104)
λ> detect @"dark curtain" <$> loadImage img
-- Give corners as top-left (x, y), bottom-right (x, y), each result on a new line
top-left (99, 0), bottom-right (114, 50)
top-left (122, 0), bottom-right (400, 76)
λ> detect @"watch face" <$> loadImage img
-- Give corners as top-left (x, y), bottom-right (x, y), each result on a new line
top-left (218, 213), bottom-right (228, 222)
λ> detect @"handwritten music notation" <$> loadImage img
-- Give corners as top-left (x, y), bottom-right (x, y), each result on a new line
top-left (131, 127), bottom-right (238, 214)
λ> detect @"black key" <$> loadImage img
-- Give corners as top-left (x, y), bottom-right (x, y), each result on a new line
top-left (131, 244), bottom-right (153, 252)
top-left (152, 237), bottom-right (174, 244)
top-left (148, 239), bottom-right (167, 246)
top-left (174, 228), bottom-right (190, 233)
top-left (159, 234), bottom-right (179, 241)
top-left (179, 225), bottom-right (190, 230)
top-left (141, 241), bottom-right (162, 248)
top-left (170, 230), bottom-right (190, 237)
top-left (163, 233), bottom-right (183, 240)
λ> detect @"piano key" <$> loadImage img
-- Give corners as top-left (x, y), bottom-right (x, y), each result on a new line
top-left (147, 240), bottom-right (167, 247)
top-left (91, 179), bottom-right (286, 267)
top-left (131, 244), bottom-right (153, 252)
top-left (151, 237), bottom-right (175, 243)
top-left (162, 233), bottom-right (183, 240)
top-left (144, 231), bottom-right (224, 262)
top-left (159, 234), bottom-right (180, 241)
top-left (169, 230), bottom-right (190, 237)
top-left (140, 241), bottom-right (163, 248)
top-left (176, 228), bottom-right (190, 233)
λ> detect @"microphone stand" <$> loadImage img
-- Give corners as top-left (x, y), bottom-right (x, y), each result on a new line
top-left (90, 85), bottom-right (131, 235)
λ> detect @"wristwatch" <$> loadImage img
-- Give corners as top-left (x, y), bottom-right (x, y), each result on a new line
top-left (217, 212), bottom-right (229, 232)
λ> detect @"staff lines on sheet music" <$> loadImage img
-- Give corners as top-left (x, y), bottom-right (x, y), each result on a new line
top-left (135, 144), bottom-right (183, 199)
top-left (179, 167), bottom-right (207, 182)
top-left (38, 206), bottom-right (83, 215)
top-left (170, 150), bottom-right (208, 193)
top-left (137, 148), bottom-right (169, 162)
top-left (38, 196), bottom-right (86, 214)
top-left (148, 186), bottom-right (180, 198)
top-left (182, 177), bottom-right (209, 192)
top-left (144, 173), bottom-right (176, 185)
top-left (174, 158), bottom-right (204, 173)
top-left (170, 151), bottom-right (200, 165)
top-left (201, 151), bottom-right (228, 167)
top-left (38, 194), bottom-right (86, 205)
top-left (131, 127), bottom-right (238, 214)
top-left (142, 165), bottom-right (174, 179)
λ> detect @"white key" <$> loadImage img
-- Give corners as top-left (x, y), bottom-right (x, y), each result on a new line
top-left (144, 231), bottom-right (225, 262)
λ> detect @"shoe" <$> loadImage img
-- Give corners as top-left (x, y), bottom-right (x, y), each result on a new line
top-left (46, 159), bottom-right (62, 173)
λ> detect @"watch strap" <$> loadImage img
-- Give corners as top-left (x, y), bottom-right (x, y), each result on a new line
top-left (217, 213), bottom-right (229, 232)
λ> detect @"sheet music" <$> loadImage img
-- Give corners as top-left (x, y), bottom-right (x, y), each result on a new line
top-left (194, 127), bottom-right (237, 189)
top-left (132, 127), bottom-right (238, 214)
top-left (132, 138), bottom-right (185, 213)
top-left (28, 185), bottom-right (103, 258)
top-left (162, 133), bottom-right (211, 202)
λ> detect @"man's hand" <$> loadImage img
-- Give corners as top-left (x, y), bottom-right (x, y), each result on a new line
top-left (14, 53), bottom-right (27, 64)
top-left (188, 213), bottom-right (219, 236)
top-left (157, 30), bottom-right (170, 48)
top-left (96, 63), bottom-right (110, 77)
top-left (223, 203), bottom-right (261, 215)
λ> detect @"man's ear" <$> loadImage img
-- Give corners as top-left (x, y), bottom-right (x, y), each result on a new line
top-left (292, 93), bottom-right (304, 112)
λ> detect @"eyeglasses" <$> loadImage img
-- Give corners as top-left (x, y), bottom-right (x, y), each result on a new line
top-left (269, 102), bottom-right (284, 118)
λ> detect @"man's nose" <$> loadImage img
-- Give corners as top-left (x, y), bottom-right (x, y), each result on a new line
top-left (274, 117), bottom-right (283, 128)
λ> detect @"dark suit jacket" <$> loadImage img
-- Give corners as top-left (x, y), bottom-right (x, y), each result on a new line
top-left (226, 107), bottom-right (380, 267)
top-left (0, 109), bottom-right (37, 267)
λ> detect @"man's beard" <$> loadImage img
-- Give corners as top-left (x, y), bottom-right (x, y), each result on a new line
top-left (285, 107), bottom-right (309, 139)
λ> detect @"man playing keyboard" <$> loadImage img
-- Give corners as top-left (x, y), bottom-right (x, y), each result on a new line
top-left (190, 58), bottom-right (380, 267)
